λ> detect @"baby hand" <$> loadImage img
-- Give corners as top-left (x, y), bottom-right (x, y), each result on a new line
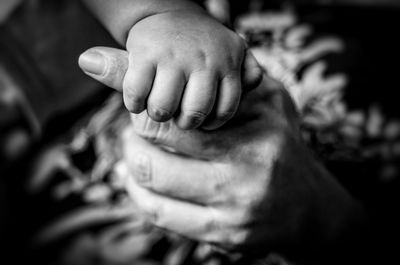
top-left (122, 9), bottom-right (254, 130)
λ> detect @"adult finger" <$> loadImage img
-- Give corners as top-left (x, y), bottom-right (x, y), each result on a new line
top-left (79, 47), bottom-right (128, 92)
top-left (147, 67), bottom-right (185, 122)
top-left (130, 112), bottom-right (224, 159)
top-left (123, 129), bottom-right (225, 202)
top-left (126, 177), bottom-right (219, 242)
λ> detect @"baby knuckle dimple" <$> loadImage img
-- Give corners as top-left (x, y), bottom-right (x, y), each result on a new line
top-left (162, 48), bottom-right (177, 61)
top-left (193, 50), bottom-right (208, 66)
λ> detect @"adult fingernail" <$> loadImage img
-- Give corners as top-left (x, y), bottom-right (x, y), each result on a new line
top-left (79, 50), bottom-right (106, 76)
top-left (132, 153), bottom-right (151, 184)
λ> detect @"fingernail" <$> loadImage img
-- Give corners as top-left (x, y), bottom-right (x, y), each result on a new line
top-left (132, 153), bottom-right (151, 184)
top-left (177, 111), bottom-right (205, 130)
top-left (79, 50), bottom-right (106, 76)
top-left (148, 106), bottom-right (171, 122)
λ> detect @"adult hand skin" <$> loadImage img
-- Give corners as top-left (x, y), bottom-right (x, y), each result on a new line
top-left (79, 47), bottom-right (368, 264)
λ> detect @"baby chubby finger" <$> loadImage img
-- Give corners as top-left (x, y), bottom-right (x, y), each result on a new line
top-left (123, 131), bottom-right (223, 202)
top-left (176, 71), bottom-right (217, 130)
top-left (242, 49), bottom-right (263, 91)
top-left (147, 67), bottom-right (185, 122)
top-left (122, 60), bottom-right (156, 113)
top-left (202, 72), bottom-right (241, 130)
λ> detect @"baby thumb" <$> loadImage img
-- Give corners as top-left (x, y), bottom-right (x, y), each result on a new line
top-left (78, 47), bottom-right (128, 92)
top-left (242, 49), bottom-right (264, 91)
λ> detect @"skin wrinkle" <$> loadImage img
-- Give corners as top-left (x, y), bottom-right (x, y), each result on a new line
top-left (133, 152), bottom-right (152, 184)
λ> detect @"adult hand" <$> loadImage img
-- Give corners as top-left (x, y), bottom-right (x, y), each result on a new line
top-left (79, 47), bottom-right (367, 263)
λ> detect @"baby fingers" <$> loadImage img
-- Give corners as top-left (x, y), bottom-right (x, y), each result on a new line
top-left (176, 71), bottom-right (217, 130)
top-left (122, 60), bottom-right (155, 113)
top-left (202, 72), bottom-right (241, 130)
top-left (147, 67), bottom-right (185, 122)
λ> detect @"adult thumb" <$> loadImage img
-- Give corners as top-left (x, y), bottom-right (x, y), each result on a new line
top-left (78, 47), bottom-right (128, 92)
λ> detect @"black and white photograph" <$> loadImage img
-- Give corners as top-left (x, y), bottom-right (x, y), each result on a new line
top-left (1, 0), bottom-right (400, 264)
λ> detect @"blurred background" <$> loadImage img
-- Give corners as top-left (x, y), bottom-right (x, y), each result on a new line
top-left (1, 0), bottom-right (400, 264)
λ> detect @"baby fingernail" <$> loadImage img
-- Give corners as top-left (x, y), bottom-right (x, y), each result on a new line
top-left (148, 106), bottom-right (171, 122)
top-left (79, 50), bottom-right (106, 76)
top-left (132, 153), bottom-right (151, 184)
top-left (178, 111), bottom-right (205, 129)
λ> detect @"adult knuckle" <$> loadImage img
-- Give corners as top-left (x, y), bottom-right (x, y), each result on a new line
top-left (205, 210), bottom-right (251, 250)
top-left (239, 187), bottom-right (266, 213)
top-left (228, 230), bottom-right (251, 248)
top-left (210, 170), bottom-right (228, 194)
top-left (214, 228), bottom-right (250, 251)
top-left (222, 203), bottom-right (255, 228)
top-left (203, 208), bottom-right (222, 231)
top-left (142, 201), bottom-right (161, 226)
top-left (151, 205), bottom-right (163, 227)
top-left (130, 153), bottom-right (152, 186)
